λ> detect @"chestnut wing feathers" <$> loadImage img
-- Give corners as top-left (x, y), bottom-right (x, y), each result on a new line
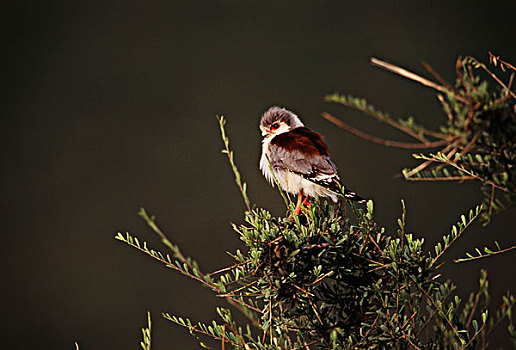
top-left (269, 127), bottom-right (343, 192)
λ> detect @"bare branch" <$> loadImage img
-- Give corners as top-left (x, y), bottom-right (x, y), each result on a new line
top-left (322, 112), bottom-right (451, 149)
top-left (371, 58), bottom-right (468, 103)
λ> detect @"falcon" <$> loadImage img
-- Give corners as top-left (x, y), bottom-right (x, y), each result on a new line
top-left (259, 106), bottom-right (366, 215)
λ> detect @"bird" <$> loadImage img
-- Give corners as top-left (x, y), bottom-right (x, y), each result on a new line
top-left (259, 106), bottom-right (366, 215)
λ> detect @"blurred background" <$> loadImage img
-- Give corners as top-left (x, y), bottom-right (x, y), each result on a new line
top-left (3, 1), bottom-right (515, 349)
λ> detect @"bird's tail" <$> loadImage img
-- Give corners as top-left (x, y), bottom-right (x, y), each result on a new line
top-left (344, 188), bottom-right (367, 203)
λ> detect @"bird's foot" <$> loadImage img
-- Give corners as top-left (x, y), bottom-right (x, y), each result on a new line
top-left (291, 196), bottom-right (311, 219)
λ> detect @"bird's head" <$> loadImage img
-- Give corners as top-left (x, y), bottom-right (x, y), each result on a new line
top-left (259, 106), bottom-right (304, 139)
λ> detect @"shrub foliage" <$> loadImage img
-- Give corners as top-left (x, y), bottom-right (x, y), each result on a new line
top-left (117, 55), bottom-right (515, 349)
top-left (324, 54), bottom-right (515, 224)
top-left (117, 197), bottom-right (514, 349)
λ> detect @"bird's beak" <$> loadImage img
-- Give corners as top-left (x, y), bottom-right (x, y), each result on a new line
top-left (261, 129), bottom-right (271, 137)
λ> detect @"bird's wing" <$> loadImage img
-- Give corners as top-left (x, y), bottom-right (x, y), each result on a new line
top-left (269, 127), bottom-right (342, 192)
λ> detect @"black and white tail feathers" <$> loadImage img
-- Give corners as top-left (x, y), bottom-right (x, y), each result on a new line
top-left (294, 169), bottom-right (367, 204)
top-left (343, 188), bottom-right (367, 203)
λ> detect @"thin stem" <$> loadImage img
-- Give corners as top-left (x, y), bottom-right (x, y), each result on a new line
top-left (370, 57), bottom-right (468, 103)
top-left (405, 176), bottom-right (475, 182)
top-left (141, 311), bottom-right (152, 350)
top-left (138, 208), bottom-right (194, 270)
top-left (422, 61), bottom-right (456, 92)
top-left (218, 116), bottom-right (252, 211)
top-left (430, 207), bottom-right (481, 267)
top-left (466, 290), bottom-right (482, 330)
top-left (322, 113), bottom-right (451, 149)
top-left (206, 260), bottom-right (251, 276)
top-left (454, 244), bottom-right (516, 263)
top-left (432, 155), bottom-right (510, 193)
top-left (466, 55), bottom-right (516, 99)
top-left (403, 141), bottom-right (457, 178)
top-left (415, 282), bottom-right (462, 344)
top-left (135, 210), bottom-right (261, 325)
top-left (489, 51), bottom-right (516, 72)
top-left (325, 94), bottom-right (429, 143)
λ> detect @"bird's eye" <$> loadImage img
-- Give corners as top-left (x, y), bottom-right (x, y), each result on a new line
top-left (271, 123), bottom-right (280, 130)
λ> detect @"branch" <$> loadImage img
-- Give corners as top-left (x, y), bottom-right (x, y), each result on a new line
top-left (415, 282), bottom-right (465, 345)
top-left (139, 208), bottom-right (193, 269)
top-left (324, 93), bottom-right (432, 142)
top-left (413, 153), bottom-right (510, 193)
top-left (454, 244), bottom-right (516, 263)
top-left (430, 206), bottom-right (482, 267)
top-left (370, 57), bottom-right (468, 103)
top-left (140, 311), bottom-right (152, 350)
top-left (489, 51), bottom-right (516, 72)
top-left (117, 221), bottom-right (261, 326)
top-left (218, 116), bottom-right (252, 211)
top-left (322, 112), bottom-right (450, 149)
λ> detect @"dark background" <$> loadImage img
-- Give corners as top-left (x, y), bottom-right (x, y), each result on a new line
top-left (3, 1), bottom-right (515, 349)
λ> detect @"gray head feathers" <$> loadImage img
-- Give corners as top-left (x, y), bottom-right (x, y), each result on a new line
top-left (260, 106), bottom-right (304, 130)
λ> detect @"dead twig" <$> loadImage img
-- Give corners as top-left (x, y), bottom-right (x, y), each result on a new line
top-left (370, 58), bottom-right (468, 103)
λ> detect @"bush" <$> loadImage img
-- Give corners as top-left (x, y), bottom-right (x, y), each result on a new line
top-left (116, 55), bottom-right (515, 349)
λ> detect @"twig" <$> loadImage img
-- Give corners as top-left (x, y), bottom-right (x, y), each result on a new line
top-left (422, 61), bottom-right (455, 91)
top-left (306, 271), bottom-right (334, 286)
top-left (186, 324), bottom-right (240, 348)
top-left (465, 56), bottom-right (516, 99)
top-left (141, 311), bottom-right (152, 350)
top-left (402, 330), bottom-right (423, 350)
top-left (437, 94), bottom-right (454, 123)
top-left (416, 309), bottom-right (436, 338)
top-left (139, 208), bottom-right (195, 271)
top-left (371, 58), bottom-right (468, 103)
top-left (401, 311), bottom-right (418, 331)
top-left (415, 282), bottom-right (463, 344)
top-left (462, 316), bottom-right (487, 349)
top-left (352, 313), bottom-right (380, 349)
top-left (454, 244), bottom-right (516, 263)
top-left (122, 215), bottom-right (262, 326)
top-left (119, 233), bottom-right (262, 322)
top-left (405, 176), bottom-right (475, 182)
top-left (207, 260), bottom-right (251, 276)
top-left (488, 184), bottom-right (495, 217)
top-left (507, 72), bottom-right (514, 94)
top-left (433, 155), bottom-right (510, 193)
top-left (325, 94), bottom-right (430, 142)
top-left (403, 141), bottom-right (457, 178)
top-left (218, 279), bottom-right (259, 297)
top-left (466, 290), bottom-right (482, 330)
top-left (218, 116), bottom-right (252, 211)
top-left (224, 322), bottom-right (250, 349)
top-left (489, 51), bottom-right (516, 72)
top-left (322, 113), bottom-right (450, 149)
top-left (221, 324), bottom-right (225, 350)
top-left (430, 206), bottom-right (481, 267)
top-left (459, 130), bottom-right (481, 156)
